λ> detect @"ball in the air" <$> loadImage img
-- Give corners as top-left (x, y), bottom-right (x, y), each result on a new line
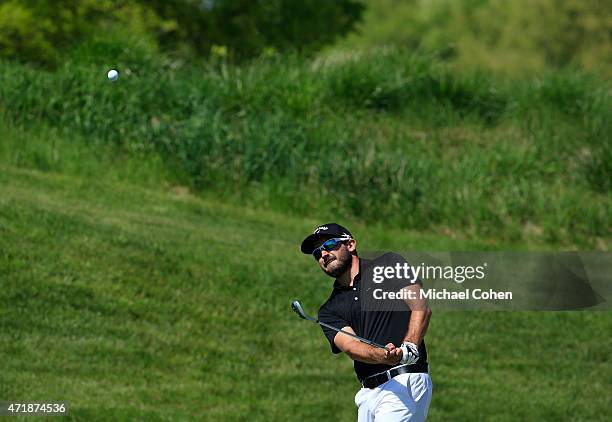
top-left (107, 69), bottom-right (119, 81)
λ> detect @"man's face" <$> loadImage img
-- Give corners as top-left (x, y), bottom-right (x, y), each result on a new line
top-left (314, 237), bottom-right (353, 278)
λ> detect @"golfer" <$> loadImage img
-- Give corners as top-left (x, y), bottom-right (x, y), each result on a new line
top-left (301, 223), bottom-right (433, 421)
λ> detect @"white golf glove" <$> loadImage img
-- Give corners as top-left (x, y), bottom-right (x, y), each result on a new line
top-left (399, 341), bottom-right (420, 365)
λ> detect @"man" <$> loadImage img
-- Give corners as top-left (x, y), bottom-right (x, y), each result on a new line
top-left (300, 223), bottom-right (433, 421)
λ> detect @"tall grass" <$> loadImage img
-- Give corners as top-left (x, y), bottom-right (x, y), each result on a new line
top-left (0, 48), bottom-right (609, 247)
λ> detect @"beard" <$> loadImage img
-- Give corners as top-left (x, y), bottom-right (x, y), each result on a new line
top-left (321, 248), bottom-right (352, 278)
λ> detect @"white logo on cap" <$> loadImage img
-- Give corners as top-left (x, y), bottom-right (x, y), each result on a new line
top-left (314, 226), bottom-right (328, 234)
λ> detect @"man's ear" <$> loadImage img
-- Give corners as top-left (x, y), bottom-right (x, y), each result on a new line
top-left (347, 239), bottom-right (357, 252)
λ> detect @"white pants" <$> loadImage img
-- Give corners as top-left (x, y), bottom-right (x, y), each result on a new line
top-left (355, 373), bottom-right (432, 422)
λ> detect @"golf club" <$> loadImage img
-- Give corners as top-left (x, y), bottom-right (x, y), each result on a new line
top-left (291, 300), bottom-right (389, 350)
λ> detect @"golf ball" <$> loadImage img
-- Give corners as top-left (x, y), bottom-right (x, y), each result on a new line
top-left (107, 69), bottom-right (119, 81)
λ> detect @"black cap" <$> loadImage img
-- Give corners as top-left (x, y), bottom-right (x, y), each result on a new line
top-left (300, 223), bottom-right (353, 254)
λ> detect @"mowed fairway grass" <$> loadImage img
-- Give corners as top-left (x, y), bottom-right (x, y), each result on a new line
top-left (1, 163), bottom-right (610, 421)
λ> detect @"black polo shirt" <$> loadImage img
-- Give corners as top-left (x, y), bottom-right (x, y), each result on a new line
top-left (317, 253), bottom-right (428, 381)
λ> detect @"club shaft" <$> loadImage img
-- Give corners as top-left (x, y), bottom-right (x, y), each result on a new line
top-left (292, 301), bottom-right (389, 350)
top-left (317, 320), bottom-right (388, 350)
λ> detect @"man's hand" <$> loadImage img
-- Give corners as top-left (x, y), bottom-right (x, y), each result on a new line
top-left (379, 343), bottom-right (402, 365)
top-left (399, 341), bottom-right (420, 365)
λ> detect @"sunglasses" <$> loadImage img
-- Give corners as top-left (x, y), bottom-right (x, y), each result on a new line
top-left (312, 237), bottom-right (351, 261)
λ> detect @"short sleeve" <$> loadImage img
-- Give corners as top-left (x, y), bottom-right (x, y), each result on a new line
top-left (318, 305), bottom-right (349, 354)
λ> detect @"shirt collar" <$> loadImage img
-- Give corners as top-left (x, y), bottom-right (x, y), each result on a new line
top-left (333, 258), bottom-right (366, 290)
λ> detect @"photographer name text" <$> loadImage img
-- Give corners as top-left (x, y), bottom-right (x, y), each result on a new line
top-left (373, 288), bottom-right (513, 301)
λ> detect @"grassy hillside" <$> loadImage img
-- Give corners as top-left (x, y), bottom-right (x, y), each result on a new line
top-left (1, 162), bottom-right (610, 421)
top-left (1, 47), bottom-right (610, 420)
top-left (0, 50), bottom-right (610, 248)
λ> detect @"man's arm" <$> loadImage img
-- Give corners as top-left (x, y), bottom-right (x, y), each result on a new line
top-left (333, 326), bottom-right (403, 365)
top-left (400, 284), bottom-right (432, 345)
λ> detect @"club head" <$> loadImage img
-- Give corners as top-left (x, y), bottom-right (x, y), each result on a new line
top-left (291, 300), bottom-right (313, 321)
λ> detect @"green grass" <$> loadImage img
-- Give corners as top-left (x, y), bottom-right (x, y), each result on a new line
top-left (0, 50), bottom-right (610, 248)
top-left (0, 48), bottom-right (610, 419)
top-left (1, 163), bottom-right (610, 421)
